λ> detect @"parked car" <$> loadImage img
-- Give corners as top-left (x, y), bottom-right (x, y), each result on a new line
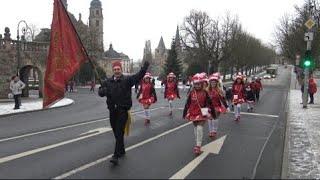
top-left (263, 74), bottom-right (271, 79)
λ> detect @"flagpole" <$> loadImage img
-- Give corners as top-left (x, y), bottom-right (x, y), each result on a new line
top-left (58, 0), bottom-right (103, 85)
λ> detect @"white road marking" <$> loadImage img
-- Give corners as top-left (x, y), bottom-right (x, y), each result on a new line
top-left (0, 107), bottom-right (165, 144)
top-left (80, 127), bottom-right (111, 136)
top-left (175, 108), bottom-right (278, 118)
top-left (53, 122), bottom-right (193, 179)
top-left (228, 112), bottom-right (279, 118)
top-left (0, 127), bottom-right (112, 165)
top-left (0, 118), bottom-right (107, 143)
top-left (170, 135), bottom-right (227, 179)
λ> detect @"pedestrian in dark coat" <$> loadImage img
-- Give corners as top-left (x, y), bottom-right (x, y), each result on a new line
top-left (245, 85), bottom-right (255, 112)
top-left (99, 60), bottom-right (149, 165)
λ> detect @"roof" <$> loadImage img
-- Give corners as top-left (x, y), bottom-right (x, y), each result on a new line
top-left (90, 0), bottom-right (102, 8)
top-left (104, 44), bottom-right (121, 58)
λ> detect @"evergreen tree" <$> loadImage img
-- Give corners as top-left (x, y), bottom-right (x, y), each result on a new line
top-left (162, 40), bottom-right (183, 80)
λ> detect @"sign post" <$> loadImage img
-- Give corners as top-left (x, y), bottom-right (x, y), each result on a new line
top-left (302, 18), bottom-right (315, 108)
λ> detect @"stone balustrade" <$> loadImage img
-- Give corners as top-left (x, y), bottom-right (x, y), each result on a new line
top-left (0, 38), bottom-right (49, 52)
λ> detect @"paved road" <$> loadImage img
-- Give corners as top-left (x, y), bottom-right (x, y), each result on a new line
top-left (0, 66), bottom-right (290, 179)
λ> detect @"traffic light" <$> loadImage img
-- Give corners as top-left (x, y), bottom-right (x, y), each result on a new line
top-left (301, 50), bottom-right (315, 69)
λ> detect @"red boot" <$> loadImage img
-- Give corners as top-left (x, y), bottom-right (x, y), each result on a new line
top-left (209, 131), bottom-right (217, 139)
top-left (144, 119), bottom-right (150, 126)
top-left (193, 146), bottom-right (202, 155)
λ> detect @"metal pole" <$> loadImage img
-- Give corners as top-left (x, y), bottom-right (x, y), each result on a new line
top-left (303, 41), bottom-right (311, 108)
top-left (16, 29), bottom-right (20, 76)
top-left (303, 1), bottom-right (313, 108)
top-left (208, 60), bottom-right (211, 74)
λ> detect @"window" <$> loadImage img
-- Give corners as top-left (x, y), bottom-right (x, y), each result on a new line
top-left (96, 20), bottom-right (99, 27)
top-left (96, 10), bottom-right (99, 15)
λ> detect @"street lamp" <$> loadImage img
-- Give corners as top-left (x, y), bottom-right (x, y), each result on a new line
top-left (16, 20), bottom-right (33, 75)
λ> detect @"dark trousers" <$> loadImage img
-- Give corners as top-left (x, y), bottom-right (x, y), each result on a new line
top-left (309, 93), bottom-right (314, 103)
top-left (69, 86), bottom-right (73, 92)
top-left (109, 108), bottom-right (128, 157)
top-left (14, 94), bottom-right (20, 109)
top-left (255, 91), bottom-right (260, 101)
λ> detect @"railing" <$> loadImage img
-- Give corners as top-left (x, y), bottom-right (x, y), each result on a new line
top-left (0, 38), bottom-right (49, 52)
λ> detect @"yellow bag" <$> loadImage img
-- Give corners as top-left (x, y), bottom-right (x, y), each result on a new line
top-left (124, 110), bottom-right (133, 136)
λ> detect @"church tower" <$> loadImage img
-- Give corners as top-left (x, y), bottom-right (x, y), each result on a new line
top-left (61, 0), bottom-right (68, 9)
top-left (175, 26), bottom-right (182, 55)
top-left (89, 0), bottom-right (104, 51)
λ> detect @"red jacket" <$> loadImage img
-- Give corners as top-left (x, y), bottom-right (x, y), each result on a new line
top-left (255, 80), bottom-right (263, 91)
top-left (309, 78), bottom-right (317, 94)
top-left (249, 82), bottom-right (256, 91)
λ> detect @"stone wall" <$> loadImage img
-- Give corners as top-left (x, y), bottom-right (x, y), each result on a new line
top-left (0, 38), bottom-right (49, 99)
top-left (0, 42), bottom-right (17, 98)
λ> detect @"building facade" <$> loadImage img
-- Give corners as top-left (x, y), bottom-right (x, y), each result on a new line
top-left (101, 44), bottom-right (132, 76)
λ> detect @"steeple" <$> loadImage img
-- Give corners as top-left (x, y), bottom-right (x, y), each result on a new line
top-left (157, 36), bottom-right (166, 50)
top-left (175, 26), bottom-right (182, 53)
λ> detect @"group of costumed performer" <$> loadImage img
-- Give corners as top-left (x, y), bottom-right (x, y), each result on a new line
top-left (183, 73), bottom-right (216, 155)
top-left (137, 72), bottom-right (157, 125)
top-left (164, 72), bottom-right (180, 116)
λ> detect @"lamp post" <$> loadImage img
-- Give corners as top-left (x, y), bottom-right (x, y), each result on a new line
top-left (16, 20), bottom-right (32, 75)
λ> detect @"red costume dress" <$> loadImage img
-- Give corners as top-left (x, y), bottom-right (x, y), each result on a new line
top-left (137, 82), bottom-right (157, 105)
top-left (309, 78), bottom-right (318, 94)
top-left (208, 88), bottom-right (228, 113)
top-left (164, 81), bottom-right (180, 100)
top-left (255, 80), bottom-right (263, 91)
top-left (183, 90), bottom-right (215, 121)
top-left (232, 83), bottom-right (245, 104)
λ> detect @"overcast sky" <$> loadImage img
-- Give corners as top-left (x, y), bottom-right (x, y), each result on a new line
top-left (0, 0), bottom-right (304, 61)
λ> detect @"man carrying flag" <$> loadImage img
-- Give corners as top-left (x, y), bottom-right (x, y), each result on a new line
top-left (43, 0), bottom-right (89, 108)
top-left (99, 60), bottom-right (149, 165)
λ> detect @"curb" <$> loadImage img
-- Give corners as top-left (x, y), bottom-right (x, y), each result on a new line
top-left (281, 91), bottom-right (290, 179)
top-left (281, 67), bottom-right (293, 179)
top-left (0, 98), bottom-right (75, 118)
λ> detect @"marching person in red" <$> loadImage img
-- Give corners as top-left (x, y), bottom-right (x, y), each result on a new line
top-left (255, 77), bottom-right (263, 102)
top-left (164, 72), bottom-right (180, 116)
top-left (232, 75), bottom-right (246, 122)
top-left (207, 73), bottom-right (228, 138)
top-left (137, 72), bottom-right (157, 125)
top-left (309, 75), bottom-right (317, 104)
top-left (183, 73), bottom-right (216, 155)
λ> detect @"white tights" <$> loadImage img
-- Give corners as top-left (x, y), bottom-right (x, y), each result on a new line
top-left (194, 124), bottom-right (204, 146)
top-left (234, 104), bottom-right (241, 117)
top-left (208, 119), bottom-right (219, 133)
top-left (144, 108), bottom-right (150, 119)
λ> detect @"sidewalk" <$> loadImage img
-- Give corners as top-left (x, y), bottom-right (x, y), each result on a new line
top-left (283, 68), bottom-right (320, 179)
top-left (0, 98), bottom-right (74, 117)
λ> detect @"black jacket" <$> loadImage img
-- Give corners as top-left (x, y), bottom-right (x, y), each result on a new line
top-left (245, 89), bottom-right (255, 101)
top-left (98, 62), bottom-right (149, 110)
top-left (225, 89), bottom-right (233, 100)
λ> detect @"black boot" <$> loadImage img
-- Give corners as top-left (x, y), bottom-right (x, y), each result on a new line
top-left (110, 155), bottom-right (119, 165)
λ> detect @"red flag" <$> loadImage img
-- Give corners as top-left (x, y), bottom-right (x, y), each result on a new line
top-left (43, 0), bottom-right (88, 108)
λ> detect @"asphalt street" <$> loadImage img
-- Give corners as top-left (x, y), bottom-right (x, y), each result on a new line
top-left (0, 66), bottom-right (290, 179)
